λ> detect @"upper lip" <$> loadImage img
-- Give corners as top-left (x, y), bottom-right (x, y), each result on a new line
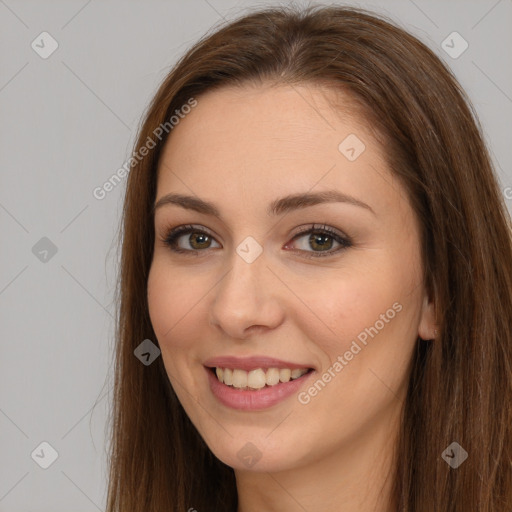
top-left (203, 356), bottom-right (315, 372)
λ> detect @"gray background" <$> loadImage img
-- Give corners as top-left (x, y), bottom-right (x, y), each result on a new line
top-left (1, 0), bottom-right (511, 510)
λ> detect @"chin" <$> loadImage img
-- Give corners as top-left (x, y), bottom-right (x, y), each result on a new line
top-left (205, 434), bottom-right (304, 473)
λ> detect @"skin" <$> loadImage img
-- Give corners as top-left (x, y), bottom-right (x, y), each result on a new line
top-left (147, 82), bottom-right (437, 512)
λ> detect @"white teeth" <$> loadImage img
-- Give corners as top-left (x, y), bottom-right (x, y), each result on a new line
top-left (214, 366), bottom-right (310, 389)
top-left (266, 368), bottom-right (280, 386)
top-left (223, 368), bottom-right (233, 386)
top-left (232, 369), bottom-right (247, 388)
top-left (291, 368), bottom-right (308, 379)
top-left (279, 368), bottom-right (291, 383)
top-left (247, 369), bottom-right (266, 389)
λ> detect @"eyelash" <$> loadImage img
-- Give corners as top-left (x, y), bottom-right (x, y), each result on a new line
top-left (159, 223), bottom-right (352, 259)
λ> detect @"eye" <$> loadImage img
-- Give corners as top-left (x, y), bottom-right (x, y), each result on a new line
top-left (285, 223), bottom-right (352, 259)
top-left (159, 223), bottom-right (352, 258)
top-left (160, 224), bottom-right (220, 254)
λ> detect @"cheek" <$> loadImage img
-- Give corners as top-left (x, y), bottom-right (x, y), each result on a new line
top-left (147, 261), bottom-right (203, 351)
top-left (146, 263), bottom-right (209, 408)
top-left (301, 265), bottom-right (390, 348)
top-left (301, 258), bottom-right (418, 374)
top-left (297, 269), bottom-right (417, 428)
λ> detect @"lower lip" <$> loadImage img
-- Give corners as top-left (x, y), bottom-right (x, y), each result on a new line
top-left (205, 367), bottom-right (315, 410)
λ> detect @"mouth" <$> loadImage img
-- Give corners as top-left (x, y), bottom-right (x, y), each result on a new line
top-left (207, 366), bottom-right (314, 391)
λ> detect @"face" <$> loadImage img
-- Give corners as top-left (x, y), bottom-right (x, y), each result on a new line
top-left (147, 82), bottom-right (436, 473)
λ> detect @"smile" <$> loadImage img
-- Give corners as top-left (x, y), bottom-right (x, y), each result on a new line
top-left (205, 366), bottom-right (315, 410)
top-left (214, 367), bottom-right (310, 390)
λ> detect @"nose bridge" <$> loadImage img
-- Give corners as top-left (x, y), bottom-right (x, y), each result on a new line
top-left (209, 242), bottom-right (283, 336)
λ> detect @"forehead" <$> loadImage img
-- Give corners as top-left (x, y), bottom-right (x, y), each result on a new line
top-left (160, 82), bottom-right (370, 164)
top-left (155, 83), bottom-right (403, 223)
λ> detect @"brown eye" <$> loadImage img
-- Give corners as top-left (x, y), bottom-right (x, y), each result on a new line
top-left (161, 223), bottom-right (352, 259)
top-left (162, 225), bottom-right (221, 254)
top-left (188, 232), bottom-right (213, 250)
top-left (285, 224), bottom-right (352, 258)
top-left (308, 232), bottom-right (335, 251)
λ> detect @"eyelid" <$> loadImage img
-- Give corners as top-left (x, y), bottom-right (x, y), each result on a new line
top-left (290, 223), bottom-right (350, 242)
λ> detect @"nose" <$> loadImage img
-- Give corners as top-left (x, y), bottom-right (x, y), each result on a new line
top-left (208, 248), bottom-right (285, 339)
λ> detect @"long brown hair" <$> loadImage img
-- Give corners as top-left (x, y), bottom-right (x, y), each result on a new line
top-left (105, 5), bottom-right (512, 511)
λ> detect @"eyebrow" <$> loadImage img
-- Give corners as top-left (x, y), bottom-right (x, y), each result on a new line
top-left (153, 190), bottom-right (376, 218)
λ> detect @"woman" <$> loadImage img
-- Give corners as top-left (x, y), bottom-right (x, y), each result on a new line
top-left (106, 4), bottom-right (512, 511)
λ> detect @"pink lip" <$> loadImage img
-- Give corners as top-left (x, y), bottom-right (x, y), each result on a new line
top-left (205, 366), bottom-right (315, 410)
top-left (203, 355), bottom-right (314, 372)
